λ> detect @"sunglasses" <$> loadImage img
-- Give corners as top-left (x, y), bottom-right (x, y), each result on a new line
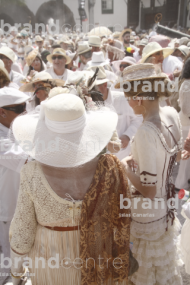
top-left (52, 55), bottom-right (64, 60)
top-left (2, 103), bottom-right (26, 114)
top-left (120, 64), bottom-right (130, 69)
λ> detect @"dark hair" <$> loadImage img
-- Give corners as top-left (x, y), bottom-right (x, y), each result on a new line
top-left (125, 51), bottom-right (133, 57)
top-left (122, 31), bottom-right (130, 38)
top-left (80, 50), bottom-right (92, 59)
top-left (52, 44), bottom-right (61, 49)
top-left (181, 57), bottom-right (190, 80)
top-left (27, 55), bottom-right (44, 76)
top-left (41, 50), bottom-right (50, 64)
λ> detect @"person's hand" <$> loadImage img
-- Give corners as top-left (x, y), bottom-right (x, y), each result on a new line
top-left (173, 69), bottom-right (181, 78)
top-left (120, 135), bottom-right (130, 149)
top-left (184, 137), bottom-right (190, 152)
top-left (181, 150), bottom-right (190, 160)
top-left (121, 155), bottom-right (135, 171)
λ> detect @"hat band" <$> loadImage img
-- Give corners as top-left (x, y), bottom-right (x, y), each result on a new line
top-left (45, 113), bottom-right (87, 134)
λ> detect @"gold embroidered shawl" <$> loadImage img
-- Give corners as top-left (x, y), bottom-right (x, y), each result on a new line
top-left (80, 154), bottom-right (131, 285)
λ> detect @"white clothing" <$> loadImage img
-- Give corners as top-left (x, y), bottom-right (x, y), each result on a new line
top-left (133, 50), bottom-right (142, 62)
top-left (9, 70), bottom-right (25, 87)
top-left (105, 89), bottom-right (142, 160)
top-left (46, 66), bottom-right (73, 81)
top-left (12, 62), bottom-right (23, 74)
top-left (0, 123), bottom-right (28, 222)
top-left (129, 106), bottom-right (183, 284)
top-left (162, 55), bottom-right (183, 74)
top-left (181, 199), bottom-right (190, 274)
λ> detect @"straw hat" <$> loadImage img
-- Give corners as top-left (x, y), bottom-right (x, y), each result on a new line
top-left (88, 36), bottom-right (101, 47)
top-left (86, 51), bottom-right (110, 67)
top-left (112, 56), bottom-right (136, 72)
top-left (19, 71), bottom-right (65, 93)
top-left (77, 42), bottom-right (92, 55)
top-left (59, 35), bottom-right (70, 45)
top-left (0, 46), bottom-right (17, 62)
top-left (25, 49), bottom-right (39, 66)
top-left (119, 28), bottom-right (132, 41)
top-left (115, 63), bottom-right (167, 89)
top-left (0, 59), bottom-right (10, 81)
top-left (35, 35), bottom-right (43, 42)
top-left (12, 93), bottom-right (118, 167)
top-left (141, 42), bottom-right (174, 63)
top-left (47, 48), bottom-right (71, 64)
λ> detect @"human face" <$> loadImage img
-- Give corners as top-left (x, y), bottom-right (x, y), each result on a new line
top-left (151, 50), bottom-right (164, 64)
top-left (91, 46), bottom-right (100, 53)
top-left (33, 81), bottom-right (50, 102)
top-left (119, 62), bottom-right (131, 72)
top-left (123, 33), bottom-right (130, 44)
top-left (60, 43), bottom-right (68, 50)
top-left (52, 55), bottom-right (66, 71)
top-left (0, 54), bottom-right (12, 73)
top-left (108, 51), bottom-right (114, 62)
top-left (0, 102), bottom-right (26, 128)
top-left (36, 40), bottom-right (43, 49)
top-left (31, 57), bottom-right (42, 71)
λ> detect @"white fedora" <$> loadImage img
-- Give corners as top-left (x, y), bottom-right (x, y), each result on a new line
top-left (0, 46), bottom-right (17, 62)
top-left (77, 42), bottom-right (92, 55)
top-left (12, 93), bottom-right (118, 167)
top-left (86, 51), bottom-right (110, 67)
top-left (0, 87), bottom-right (29, 108)
top-left (141, 42), bottom-right (174, 63)
top-left (35, 35), bottom-right (43, 42)
top-left (89, 66), bottom-right (109, 85)
top-left (88, 35), bottom-right (101, 47)
top-left (176, 45), bottom-right (189, 57)
top-left (19, 71), bottom-right (65, 93)
top-left (66, 70), bottom-right (95, 90)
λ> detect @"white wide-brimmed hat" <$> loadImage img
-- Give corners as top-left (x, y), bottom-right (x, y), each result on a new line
top-left (66, 70), bottom-right (95, 90)
top-left (77, 42), bottom-right (92, 55)
top-left (176, 45), bottom-right (189, 57)
top-left (88, 35), bottom-right (101, 47)
top-left (0, 87), bottom-right (29, 107)
top-left (90, 66), bottom-right (109, 85)
top-left (12, 93), bottom-right (118, 167)
top-left (0, 59), bottom-right (10, 80)
top-left (59, 35), bottom-right (70, 45)
top-left (112, 56), bottom-right (136, 72)
top-left (141, 42), bottom-right (174, 63)
top-left (0, 46), bottom-right (17, 62)
top-left (20, 71), bottom-right (65, 93)
top-left (86, 51), bottom-right (110, 67)
top-left (35, 35), bottom-right (43, 42)
top-left (47, 48), bottom-right (71, 64)
top-left (115, 63), bottom-right (167, 89)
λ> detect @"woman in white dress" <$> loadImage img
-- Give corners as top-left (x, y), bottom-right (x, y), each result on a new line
top-left (9, 92), bottom-right (131, 285)
top-left (116, 63), bottom-right (183, 284)
top-left (175, 57), bottom-right (190, 190)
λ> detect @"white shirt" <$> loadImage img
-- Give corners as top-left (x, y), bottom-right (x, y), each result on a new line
top-left (46, 66), bottom-right (73, 81)
top-left (12, 62), bottom-right (23, 74)
top-left (9, 70), bottom-right (25, 87)
top-left (133, 50), bottom-right (142, 62)
top-left (162, 55), bottom-right (183, 74)
top-left (105, 89), bottom-right (143, 160)
top-left (0, 123), bottom-right (28, 221)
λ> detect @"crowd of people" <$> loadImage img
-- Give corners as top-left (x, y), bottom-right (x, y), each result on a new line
top-left (0, 24), bottom-right (190, 285)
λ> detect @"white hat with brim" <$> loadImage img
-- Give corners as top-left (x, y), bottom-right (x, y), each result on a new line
top-left (112, 56), bottom-right (136, 72)
top-left (86, 51), bottom-right (110, 67)
top-left (0, 87), bottom-right (29, 107)
top-left (0, 46), bottom-right (17, 62)
top-left (66, 70), bottom-right (96, 90)
top-left (0, 59), bottom-right (10, 81)
top-left (177, 45), bottom-right (190, 57)
top-left (47, 48), bottom-right (71, 64)
top-left (12, 93), bottom-right (118, 167)
top-left (115, 63), bottom-right (167, 89)
top-left (88, 35), bottom-right (101, 47)
top-left (77, 42), bottom-right (92, 55)
top-left (19, 71), bottom-right (65, 93)
top-left (90, 66), bottom-right (109, 86)
top-left (141, 42), bottom-right (174, 63)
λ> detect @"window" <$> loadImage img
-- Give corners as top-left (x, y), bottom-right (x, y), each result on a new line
top-left (102, 0), bottom-right (114, 14)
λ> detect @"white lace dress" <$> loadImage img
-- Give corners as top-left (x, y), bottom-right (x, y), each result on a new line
top-left (128, 107), bottom-right (183, 285)
top-left (9, 161), bottom-right (82, 285)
